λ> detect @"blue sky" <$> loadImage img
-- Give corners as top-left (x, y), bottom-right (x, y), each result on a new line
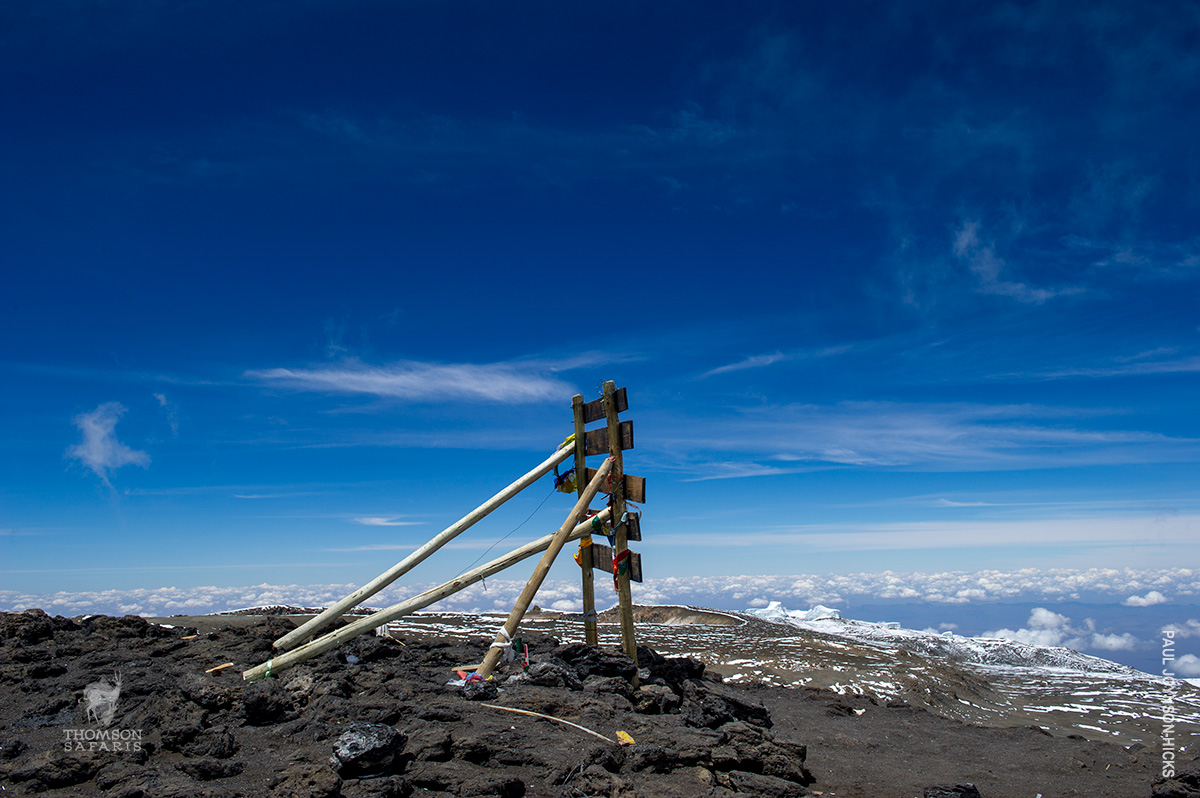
top-left (2, 1), bottom-right (1199, 668)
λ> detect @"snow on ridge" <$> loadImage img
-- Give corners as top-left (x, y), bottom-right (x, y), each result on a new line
top-left (746, 603), bottom-right (1139, 676)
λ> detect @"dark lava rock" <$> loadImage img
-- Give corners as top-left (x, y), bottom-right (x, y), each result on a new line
top-left (564, 764), bottom-right (632, 797)
top-left (271, 762), bottom-right (343, 798)
top-left (633, 683), bottom-right (682, 715)
top-left (244, 678), bottom-right (296, 725)
top-left (459, 774), bottom-right (524, 796)
top-left (416, 703), bottom-right (462, 722)
top-left (712, 721), bottom-right (812, 786)
top-left (925, 785), bottom-right (983, 798)
top-left (639, 647), bottom-right (706, 687)
top-left (0, 608), bottom-right (56, 645)
top-left (405, 723), bottom-right (453, 762)
top-left (95, 761), bottom-right (154, 791)
top-left (1154, 769), bottom-right (1200, 798)
top-left (461, 679), bottom-right (499, 701)
top-left (180, 726), bottom-right (238, 759)
top-left (178, 757), bottom-right (245, 781)
top-left (6, 752), bottom-right (103, 791)
top-left (341, 774), bottom-right (412, 798)
top-left (584, 675), bottom-right (635, 702)
top-left (524, 661), bottom-right (582, 690)
top-left (84, 614), bottom-right (167, 640)
top-left (179, 672), bottom-right (237, 711)
top-left (343, 634), bottom-right (407, 663)
top-left (158, 702), bottom-right (208, 752)
top-left (331, 721), bottom-right (403, 777)
top-left (680, 680), bottom-right (773, 729)
top-left (27, 662), bottom-right (68, 679)
top-left (722, 769), bottom-right (809, 798)
top-left (1, 736), bottom-right (27, 760)
top-left (552, 643), bottom-right (637, 681)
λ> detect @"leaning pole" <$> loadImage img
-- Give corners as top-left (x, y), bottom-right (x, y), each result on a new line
top-left (476, 456), bottom-right (613, 679)
top-left (244, 506), bottom-right (613, 681)
top-left (273, 445), bottom-right (573, 651)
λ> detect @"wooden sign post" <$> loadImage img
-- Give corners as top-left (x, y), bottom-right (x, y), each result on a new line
top-left (603, 380), bottom-right (639, 670)
top-left (572, 394), bottom-right (599, 646)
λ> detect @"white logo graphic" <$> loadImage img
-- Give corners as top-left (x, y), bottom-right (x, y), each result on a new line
top-left (83, 672), bottom-right (122, 727)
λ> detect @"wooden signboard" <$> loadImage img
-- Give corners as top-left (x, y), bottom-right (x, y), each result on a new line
top-left (623, 512), bottom-right (641, 541)
top-left (588, 543), bottom-right (643, 583)
top-left (581, 387), bottom-right (628, 424)
top-left (584, 468), bottom-right (646, 503)
top-left (584, 420), bottom-right (633, 456)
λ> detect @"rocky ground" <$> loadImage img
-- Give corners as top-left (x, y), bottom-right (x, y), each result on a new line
top-left (0, 609), bottom-right (1196, 798)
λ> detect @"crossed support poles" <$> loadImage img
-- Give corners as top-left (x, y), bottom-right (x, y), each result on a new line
top-left (243, 380), bottom-right (643, 685)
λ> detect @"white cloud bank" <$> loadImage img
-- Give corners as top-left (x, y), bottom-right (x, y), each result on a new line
top-left (1124, 590), bottom-right (1169, 607)
top-left (66, 402), bottom-right (150, 486)
top-left (983, 608), bottom-right (1137, 652)
top-left (1174, 654), bottom-right (1200, 678)
top-left (4, 567), bottom-right (1198, 618)
top-left (1165, 620), bottom-right (1200, 639)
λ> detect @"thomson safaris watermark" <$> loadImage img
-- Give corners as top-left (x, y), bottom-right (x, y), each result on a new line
top-left (61, 672), bottom-right (143, 753)
top-left (1161, 629), bottom-right (1180, 778)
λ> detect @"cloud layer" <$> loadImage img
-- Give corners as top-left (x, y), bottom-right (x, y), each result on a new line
top-left (6, 567), bottom-right (1196, 618)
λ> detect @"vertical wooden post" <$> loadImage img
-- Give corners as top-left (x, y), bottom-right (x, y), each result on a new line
top-left (604, 380), bottom-right (639, 675)
top-left (573, 394), bottom-right (599, 646)
top-left (476, 458), bottom-right (614, 681)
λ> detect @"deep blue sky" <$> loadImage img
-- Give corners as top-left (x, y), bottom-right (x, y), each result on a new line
top-left (2, 1), bottom-right (1198, 656)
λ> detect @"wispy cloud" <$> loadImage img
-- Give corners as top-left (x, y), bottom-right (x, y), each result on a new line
top-left (66, 402), bottom-right (150, 487)
top-left (245, 358), bottom-right (574, 403)
top-left (953, 221), bottom-right (1082, 304)
top-left (1037, 356), bottom-right (1200, 380)
top-left (653, 400), bottom-right (1198, 476)
top-left (699, 352), bottom-right (785, 378)
top-left (153, 392), bottom-right (179, 436)
top-left (698, 345), bottom-right (852, 380)
top-left (353, 517), bottom-right (423, 527)
top-left (663, 515), bottom-right (1200, 553)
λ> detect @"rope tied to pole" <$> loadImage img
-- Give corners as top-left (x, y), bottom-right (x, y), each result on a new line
top-left (489, 626), bottom-right (515, 662)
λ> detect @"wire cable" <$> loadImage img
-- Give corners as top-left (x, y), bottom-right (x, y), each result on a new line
top-left (453, 485), bottom-right (557, 582)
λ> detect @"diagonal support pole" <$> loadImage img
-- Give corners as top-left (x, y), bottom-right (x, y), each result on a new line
top-left (476, 457), bottom-right (614, 680)
top-left (274, 445), bottom-right (573, 651)
top-left (243, 506), bottom-right (613, 682)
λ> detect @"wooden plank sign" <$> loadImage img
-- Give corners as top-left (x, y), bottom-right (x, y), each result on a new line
top-left (588, 543), bottom-right (643, 583)
top-left (581, 386), bottom-right (628, 424)
top-left (624, 512), bottom-right (641, 542)
top-left (584, 467), bottom-right (646, 503)
top-left (584, 420), bottom-right (633, 456)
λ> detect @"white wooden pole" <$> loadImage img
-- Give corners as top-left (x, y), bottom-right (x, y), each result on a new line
top-left (476, 457), bottom-right (613, 680)
top-left (273, 445), bottom-right (573, 651)
top-left (243, 506), bottom-right (612, 681)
